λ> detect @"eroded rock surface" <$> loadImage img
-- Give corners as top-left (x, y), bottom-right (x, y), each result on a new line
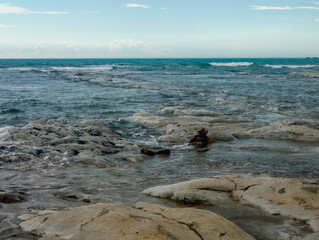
top-left (143, 175), bottom-right (319, 235)
top-left (133, 110), bottom-right (319, 144)
top-left (246, 121), bottom-right (319, 142)
top-left (0, 117), bottom-right (139, 169)
top-left (20, 202), bottom-right (255, 240)
top-left (132, 111), bottom-right (244, 144)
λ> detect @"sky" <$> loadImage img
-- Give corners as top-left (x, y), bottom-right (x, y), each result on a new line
top-left (0, 0), bottom-right (319, 58)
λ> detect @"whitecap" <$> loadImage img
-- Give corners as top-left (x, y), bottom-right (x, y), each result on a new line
top-left (209, 62), bottom-right (253, 67)
top-left (265, 64), bottom-right (317, 69)
top-left (6, 67), bottom-right (37, 71)
top-left (51, 65), bottom-right (114, 72)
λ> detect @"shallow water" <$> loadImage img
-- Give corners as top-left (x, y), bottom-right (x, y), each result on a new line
top-left (0, 58), bottom-right (319, 239)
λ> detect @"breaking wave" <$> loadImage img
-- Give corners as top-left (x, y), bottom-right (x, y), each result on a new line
top-left (209, 62), bottom-right (253, 67)
top-left (265, 64), bottom-right (318, 69)
top-left (51, 65), bottom-right (114, 72)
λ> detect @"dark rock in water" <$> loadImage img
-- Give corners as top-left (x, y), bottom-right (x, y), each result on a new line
top-left (141, 147), bottom-right (158, 156)
top-left (0, 192), bottom-right (28, 203)
top-left (190, 128), bottom-right (213, 148)
top-left (141, 147), bottom-right (171, 156)
top-left (156, 149), bottom-right (171, 155)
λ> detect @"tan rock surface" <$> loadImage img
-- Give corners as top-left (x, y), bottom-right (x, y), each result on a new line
top-left (132, 111), bottom-right (245, 144)
top-left (133, 111), bottom-right (319, 144)
top-left (143, 175), bottom-right (319, 234)
top-left (248, 120), bottom-right (319, 142)
top-left (20, 202), bottom-right (255, 240)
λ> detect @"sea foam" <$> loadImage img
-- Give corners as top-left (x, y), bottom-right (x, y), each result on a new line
top-left (265, 64), bottom-right (317, 69)
top-left (51, 65), bottom-right (114, 72)
top-left (209, 62), bottom-right (253, 67)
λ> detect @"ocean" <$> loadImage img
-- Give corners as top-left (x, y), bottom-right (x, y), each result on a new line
top-left (0, 58), bottom-right (319, 239)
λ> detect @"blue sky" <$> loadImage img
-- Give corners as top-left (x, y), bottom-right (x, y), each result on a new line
top-left (0, 0), bottom-right (319, 58)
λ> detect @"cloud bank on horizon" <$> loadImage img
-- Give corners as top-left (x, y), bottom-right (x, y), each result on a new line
top-left (0, 1), bottom-right (319, 58)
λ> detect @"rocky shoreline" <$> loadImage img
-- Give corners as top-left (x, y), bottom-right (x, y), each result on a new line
top-left (1, 114), bottom-right (319, 239)
top-left (17, 174), bottom-right (319, 240)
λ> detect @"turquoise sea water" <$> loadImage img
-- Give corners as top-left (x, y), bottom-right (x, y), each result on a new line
top-left (1, 58), bottom-right (318, 128)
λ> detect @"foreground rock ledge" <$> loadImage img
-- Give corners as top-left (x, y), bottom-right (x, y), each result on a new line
top-left (20, 202), bottom-right (255, 240)
top-left (143, 175), bottom-right (319, 234)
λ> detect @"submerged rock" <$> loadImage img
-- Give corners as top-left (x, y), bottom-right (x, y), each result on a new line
top-left (0, 192), bottom-right (28, 203)
top-left (143, 175), bottom-right (319, 236)
top-left (20, 202), bottom-right (255, 240)
top-left (53, 188), bottom-right (93, 203)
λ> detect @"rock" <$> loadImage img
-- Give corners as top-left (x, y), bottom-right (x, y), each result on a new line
top-left (133, 112), bottom-right (247, 144)
top-left (0, 118), bottom-right (138, 169)
top-left (20, 202), bottom-right (255, 240)
top-left (190, 128), bottom-right (213, 149)
top-left (0, 192), bottom-right (28, 203)
top-left (248, 121), bottom-right (319, 142)
top-left (53, 189), bottom-right (92, 203)
top-left (208, 132), bottom-right (235, 142)
top-left (140, 147), bottom-right (170, 156)
top-left (143, 175), bottom-right (319, 234)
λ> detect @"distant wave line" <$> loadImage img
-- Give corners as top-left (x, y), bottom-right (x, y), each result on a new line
top-left (265, 64), bottom-right (318, 69)
top-left (209, 62), bottom-right (253, 67)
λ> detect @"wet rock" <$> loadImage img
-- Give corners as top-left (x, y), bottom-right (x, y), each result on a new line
top-left (121, 154), bottom-right (143, 163)
top-left (140, 147), bottom-right (171, 156)
top-left (156, 149), bottom-right (171, 155)
top-left (53, 189), bottom-right (92, 203)
top-left (0, 118), bottom-right (137, 169)
top-left (0, 192), bottom-right (28, 203)
top-left (0, 154), bottom-right (33, 163)
top-left (20, 202), bottom-right (255, 240)
top-left (248, 121), bottom-right (319, 142)
top-left (190, 128), bottom-right (213, 148)
top-left (133, 112), bottom-right (247, 144)
top-left (143, 175), bottom-right (319, 236)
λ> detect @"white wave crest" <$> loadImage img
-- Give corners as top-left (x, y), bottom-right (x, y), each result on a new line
top-left (209, 62), bottom-right (253, 67)
top-left (265, 64), bottom-right (318, 69)
top-left (51, 65), bottom-right (114, 72)
top-left (7, 67), bottom-right (36, 71)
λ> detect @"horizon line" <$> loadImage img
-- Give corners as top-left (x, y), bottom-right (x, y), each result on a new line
top-left (0, 57), bottom-right (318, 60)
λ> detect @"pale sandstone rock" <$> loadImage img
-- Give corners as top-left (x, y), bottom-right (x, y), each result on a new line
top-left (134, 111), bottom-right (319, 144)
top-left (20, 202), bottom-right (255, 240)
top-left (132, 112), bottom-right (245, 144)
top-left (143, 175), bottom-right (319, 234)
top-left (248, 120), bottom-right (319, 142)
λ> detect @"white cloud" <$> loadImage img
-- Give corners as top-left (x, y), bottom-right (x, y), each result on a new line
top-left (125, 4), bottom-right (149, 9)
top-left (61, 43), bottom-right (79, 51)
top-left (0, 3), bottom-right (70, 14)
top-left (160, 7), bottom-right (167, 10)
top-left (108, 39), bottom-right (145, 50)
top-left (251, 5), bottom-right (319, 10)
top-left (0, 23), bottom-right (15, 28)
top-left (251, 6), bottom-right (292, 10)
top-left (315, 19), bottom-right (319, 21)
